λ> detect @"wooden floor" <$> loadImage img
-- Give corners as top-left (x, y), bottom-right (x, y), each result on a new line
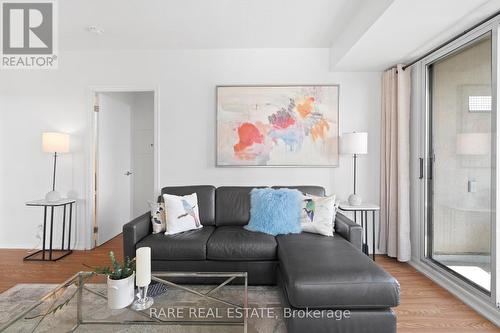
top-left (1, 235), bottom-right (499, 332)
top-left (376, 255), bottom-right (499, 332)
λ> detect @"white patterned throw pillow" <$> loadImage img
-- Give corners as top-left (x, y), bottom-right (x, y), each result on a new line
top-left (300, 194), bottom-right (336, 236)
top-left (163, 193), bottom-right (202, 235)
top-left (149, 202), bottom-right (166, 234)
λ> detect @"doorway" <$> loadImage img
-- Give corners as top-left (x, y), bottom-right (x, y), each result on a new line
top-left (425, 33), bottom-right (493, 293)
top-left (92, 90), bottom-right (156, 247)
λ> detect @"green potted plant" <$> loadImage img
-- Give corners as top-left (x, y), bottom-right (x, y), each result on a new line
top-left (95, 251), bottom-right (136, 309)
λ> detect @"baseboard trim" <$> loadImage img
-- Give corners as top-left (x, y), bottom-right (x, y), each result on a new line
top-left (409, 259), bottom-right (500, 327)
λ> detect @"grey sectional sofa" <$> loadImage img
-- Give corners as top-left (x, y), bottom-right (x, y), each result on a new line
top-left (123, 185), bottom-right (400, 332)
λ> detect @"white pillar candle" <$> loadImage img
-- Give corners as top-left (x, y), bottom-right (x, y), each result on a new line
top-left (135, 247), bottom-right (151, 287)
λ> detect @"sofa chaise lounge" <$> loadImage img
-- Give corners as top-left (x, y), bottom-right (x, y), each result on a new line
top-left (123, 185), bottom-right (400, 333)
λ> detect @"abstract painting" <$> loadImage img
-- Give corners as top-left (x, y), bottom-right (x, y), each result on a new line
top-left (217, 85), bottom-right (339, 166)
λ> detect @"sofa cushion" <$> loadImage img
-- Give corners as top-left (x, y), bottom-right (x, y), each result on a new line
top-left (161, 185), bottom-right (215, 226)
top-left (163, 192), bottom-right (203, 235)
top-left (137, 226), bottom-right (215, 260)
top-left (207, 226), bottom-right (277, 261)
top-left (277, 233), bottom-right (400, 309)
top-left (245, 188), bottom-right (303, 236)
top-left (149, 201), bottom-right (166, 234)
top-left (300, 194), bottom-right (336, 237)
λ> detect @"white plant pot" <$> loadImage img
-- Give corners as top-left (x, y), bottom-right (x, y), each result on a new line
top-left (107, 272), bottom-right (135, 309)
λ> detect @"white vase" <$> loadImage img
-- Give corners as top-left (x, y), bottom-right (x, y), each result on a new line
top-left (107, 272), bottom-right (135, 309)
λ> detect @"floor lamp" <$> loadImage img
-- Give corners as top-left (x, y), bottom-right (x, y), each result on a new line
top-left (341, 132), bottom-right (368, 206)
top-left (42, 132), bottom-right (70, 202)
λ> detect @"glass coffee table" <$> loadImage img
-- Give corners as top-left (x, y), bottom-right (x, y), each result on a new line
top-left (0, 271), bottom-right (248, 332)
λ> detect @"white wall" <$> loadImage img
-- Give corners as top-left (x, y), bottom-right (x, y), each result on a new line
top-left (131, 92), bottom-right (155, 217)
top-left (0, 48), bottom-right (381, 250)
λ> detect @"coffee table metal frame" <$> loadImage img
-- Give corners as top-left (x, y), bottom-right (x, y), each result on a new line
top-left (0, 271), bottom-right (248, 333)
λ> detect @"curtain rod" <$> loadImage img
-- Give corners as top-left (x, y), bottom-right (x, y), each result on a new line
top-left (402, 10), bottom-right (500, 70)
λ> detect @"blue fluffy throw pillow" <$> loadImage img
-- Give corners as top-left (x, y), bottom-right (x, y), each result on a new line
top-left (245, 188), bottom-right (302, 236)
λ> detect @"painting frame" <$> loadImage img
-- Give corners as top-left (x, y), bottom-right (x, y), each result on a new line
top-left (216, 84), bottom-right (340, 167)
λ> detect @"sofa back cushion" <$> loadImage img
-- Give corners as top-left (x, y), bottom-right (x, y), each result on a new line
top-left (160, 186), bottom-right (215, 226)
top-left (272, 186), bottom-right (325, 196)
top-left (215, 186), bottom-right (256, 226)
top-left (215, 186), bottom-right (326, 226)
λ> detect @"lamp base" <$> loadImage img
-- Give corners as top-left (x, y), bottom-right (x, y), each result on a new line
top-left (45, 190), bottom-right (61, 202)
top-left (348, 193), bottom-right (362, 206)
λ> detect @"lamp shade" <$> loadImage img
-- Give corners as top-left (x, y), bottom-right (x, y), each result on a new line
top-left (341, 132), bottom-right (368, 155)
top-left (42, 132), bottom-right (70, 153)
top-left (456, 132), bottom-right (490, 155)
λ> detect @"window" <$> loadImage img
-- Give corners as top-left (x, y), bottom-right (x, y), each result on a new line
top-left (468, 95), bottom-right (492, 112)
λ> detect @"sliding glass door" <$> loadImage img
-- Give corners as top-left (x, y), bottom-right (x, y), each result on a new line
top-left (426, 32), bottom-right (493, 293)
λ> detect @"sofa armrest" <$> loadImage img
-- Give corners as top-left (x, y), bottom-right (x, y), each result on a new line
top-left (123, 212), bottom-right (151, 259)
top-left (335, 212), bottom-right (362, 251)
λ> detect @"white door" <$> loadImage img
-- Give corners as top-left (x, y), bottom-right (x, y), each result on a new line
top-left (97, 92), bottom-right (133, 246)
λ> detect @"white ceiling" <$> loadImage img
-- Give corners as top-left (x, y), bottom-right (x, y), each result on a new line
top-left (59, 0), bottom-right (500, 70)
top-left (60, 0), bottom-right (356, 49)
top-left (333, 0), bottom-right (500, 71)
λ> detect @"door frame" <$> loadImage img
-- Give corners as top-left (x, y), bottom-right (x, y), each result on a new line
top-left (410, 16), bottom-right (500, 325)
top-left (87, 85), bottom-right (160, 249)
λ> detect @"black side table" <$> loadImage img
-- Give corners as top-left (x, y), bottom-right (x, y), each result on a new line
top-left (338, 202), bottom-right (380, 261)
top-left (24, 199), bottom-right (76, 261)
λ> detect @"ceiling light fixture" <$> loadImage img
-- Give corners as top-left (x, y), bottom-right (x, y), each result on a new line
top-left (87, 26), bottom-right (104, 35)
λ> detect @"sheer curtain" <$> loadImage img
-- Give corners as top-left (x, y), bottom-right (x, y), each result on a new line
top-left (379, 64), bottom-right (411, 262)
